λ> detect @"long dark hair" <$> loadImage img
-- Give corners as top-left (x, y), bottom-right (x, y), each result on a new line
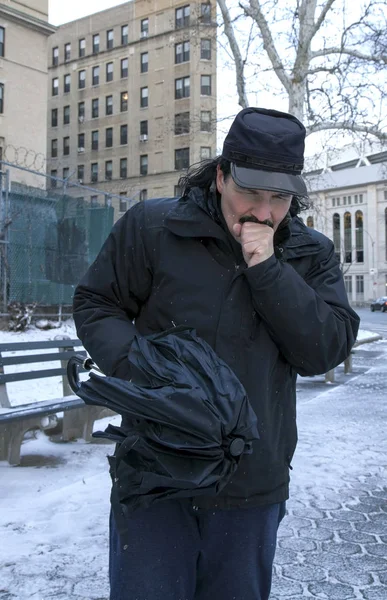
top-left (178, 156), bottom-right (310, 216)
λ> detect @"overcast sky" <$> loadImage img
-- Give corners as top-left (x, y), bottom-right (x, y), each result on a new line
top-left (48, 0), bottom-right (129, 25)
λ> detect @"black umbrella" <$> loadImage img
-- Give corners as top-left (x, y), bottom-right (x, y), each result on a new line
top-left (68, 327), bottom-right (259, 513)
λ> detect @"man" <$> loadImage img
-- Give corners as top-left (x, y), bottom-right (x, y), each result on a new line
top-left (73, 107), bottom-right (359, 600)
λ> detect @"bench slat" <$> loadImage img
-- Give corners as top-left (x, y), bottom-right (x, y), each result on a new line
top-left (0, 396), bottom-right (86, 423)
top-left (0, 367), bottom-right (86, 384)
top-left (0, 339), bottom-right (82, 352)
top-left (0, 350), bottom-right (87, 367)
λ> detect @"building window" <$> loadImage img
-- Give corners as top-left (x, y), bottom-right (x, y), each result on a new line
top-left (50, 170), bottom-right (57, 188)
top-left (174, 184), bottom-right (182, 197)
top-left (51, 108), bottom-right (58, 127)
top-left (106, 127), bottom-right (113, 148)
top-left (79, 38), bottom-right (86, 57)
top-left (140, 189), bottom-right (148, 201)
top-left (63, 137), bottom-right (70, 156)
top-left (140, 155), bottom-right (148, 175)
top-left (120, 124), bottom-right (128, 145)
top-left (107, 29), bottom-right (114, 49)
top-left (175, 112), bottom-right (190, 135)
top-left (359, 194), bottom-right (363, 203)
top-left (91, 195), bottom-right (99, 205)
top-left (106, 62), bottom-right (114, 82)
top-left (77, 164), bottom-right (84, 182)
top-left (78, 133), bottom-right (85, 150)
top-left (200, 146), bottom-right (211, 160)
top-left (201, 3), bottom-right (211, 23)
top-left (120, 91), bottom-right (128, 111)
top-left (347, 195), bottom-right (352, 204)
top-left (91, 163), bottom-right (98, 182)
top-left (64, 74), bottom-right (71, 93)
top-left (0, 27), bottom-right (4, 57)
top-left (200, 110), bottom-right (211, 132)
top-left (200, 39), bottom-right (211, 60)
top-left (78, 69), bottom-right (86, 89)
top-left (92, 66), bottom-right (100, 86)
top-left (175, 41), bottom-right (190, 64)
top-left (306, 216), bottom-right (314, 228)
top-left (344, 211), bottom-right (352, 263)
top-left (343, 196), bottom-right (347, 205)
top-left (356, 275), bottom-right (364, 297)
top-left (106, 95), bottom-right (113, 115)
top-left (355, 210), bottom-right (364, 263)
top-left (63, 105), bottom-right (70, 125)
top-left (121, 25), bottom-right (128, 45)
top-left (52, 78), bottom-right (59, 96)
top-left (175, 5), bottom-right (190, 28)
top-left (175, 76), bottom-right (190, 99)
top-left (92, 98), bottom-right (99, 118)
top-left (141, 52), bottom-right (149, 73)
top-left (140, 120), bottom-right (148, 136)
top-left (52, 46), bottom-right (59, 66)
top-left (120, 158), bottom-right (127, 178)
top-left (201, 74), bottom-right (211, 95)
top-left (119, 193), bottom-right (127, 212)
top-left (93, 34), bottom-right (100, 54)
top-left (333, 213), bottom-right (340, 262)
top-left (63, 167), bottom-right (69, 180)
top-left (332, 198), bottom-right (336, 207)
top-left (105, 160), bottom-right (113, 180)
top-left (141, 18), bottom-right (149, 37)
top-left (64, 43), bottom-right (71, 62)
top-left (337, 197), bottom-right (341, 206)
top-left (51, 139), bottom-right (58, 158)
top-left (344, 275), bottom-right (352, 296)
top-left (92, 130), bottom-right (99, 150)
top-left (140, 87), bottom-right (149, 108)
top-left (78, 102), bottom-right (85, 120)
top-left (0, 82), bottom-right (5, 112)
top-left (175, 148), bottom-right (190, 170)
top-left (121, 58), bottom-right (128, 78)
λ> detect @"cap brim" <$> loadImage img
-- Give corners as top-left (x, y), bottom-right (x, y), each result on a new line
top-left (231, 163), bottom-right (308, 196)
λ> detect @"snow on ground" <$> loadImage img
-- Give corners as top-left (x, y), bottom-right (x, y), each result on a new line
top-left (0, 322), bottom-right (384, 599)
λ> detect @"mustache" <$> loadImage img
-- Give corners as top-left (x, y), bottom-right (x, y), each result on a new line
top-left (239, 215), bottom-right (274, 228)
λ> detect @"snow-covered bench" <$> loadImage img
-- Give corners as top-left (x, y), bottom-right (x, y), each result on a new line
top-left (0, 338), bottom-right (112, 465)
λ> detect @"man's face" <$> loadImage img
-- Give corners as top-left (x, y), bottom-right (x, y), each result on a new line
top-left (216, 166), bottom-right (293, 240)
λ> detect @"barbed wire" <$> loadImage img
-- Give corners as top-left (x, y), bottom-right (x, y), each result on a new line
top-left (2, 145), bottom-right (48, 173)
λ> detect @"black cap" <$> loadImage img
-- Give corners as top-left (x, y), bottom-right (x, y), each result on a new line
top-left (222, 107), bottom-right (308, 196)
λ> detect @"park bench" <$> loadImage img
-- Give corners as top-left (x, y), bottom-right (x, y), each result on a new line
top-left (0, 338), bottom-right (114, 465)
top-left (324, 333), bottom-right (383, 383)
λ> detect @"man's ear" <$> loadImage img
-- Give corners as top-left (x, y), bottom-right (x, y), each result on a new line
top-left (216, 164), bottom-right (225, 194)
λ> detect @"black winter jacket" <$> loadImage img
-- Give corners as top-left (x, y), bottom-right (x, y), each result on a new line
top-left (73, 189), bottom-right (359, 509)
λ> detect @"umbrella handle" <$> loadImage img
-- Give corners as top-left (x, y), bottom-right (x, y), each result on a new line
top-left (67, 354), bottom-right (99, 394)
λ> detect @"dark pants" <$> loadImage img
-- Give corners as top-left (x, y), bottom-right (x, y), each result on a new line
top-left (109, 499), bottom-right (286, 600)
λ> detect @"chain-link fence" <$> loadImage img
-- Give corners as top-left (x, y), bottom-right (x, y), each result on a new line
top-left (0, 162), bottom-right (136, 314)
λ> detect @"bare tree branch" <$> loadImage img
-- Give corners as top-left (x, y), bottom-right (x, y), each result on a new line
top-left (242, 0), bottom-right (291, 93)
top-left (310, 47), bottom-right (387, 64)
top-left (307, 122), bottom-right (387, 141)
top-left (218, 0), bottom-right (249, 108)
top-left (305, 0), bottom-right (336, 46)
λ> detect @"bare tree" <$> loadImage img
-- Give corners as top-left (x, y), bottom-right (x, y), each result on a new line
top-left (217, 0), bottom-right (387, 141)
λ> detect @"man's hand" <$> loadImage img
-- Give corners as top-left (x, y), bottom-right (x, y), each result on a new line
top-left (233, 222), bottom-right (275, 267)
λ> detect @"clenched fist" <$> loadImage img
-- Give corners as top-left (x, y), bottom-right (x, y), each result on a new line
top-left (233, 221), bottom-right (274, 267)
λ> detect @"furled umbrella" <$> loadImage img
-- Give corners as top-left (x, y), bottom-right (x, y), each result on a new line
top-left (67, 327), bottom-right (259, 514)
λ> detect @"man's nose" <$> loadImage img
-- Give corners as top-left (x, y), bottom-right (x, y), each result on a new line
top-left (251, 200), bottom-right (272, 222)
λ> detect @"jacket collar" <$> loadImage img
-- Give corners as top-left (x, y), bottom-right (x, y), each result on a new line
top-left (165, 188), bottom-right (318, 252)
